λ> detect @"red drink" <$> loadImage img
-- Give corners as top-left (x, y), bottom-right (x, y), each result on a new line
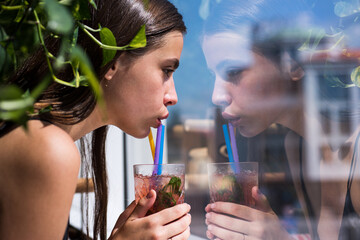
top-left (209, 171), bottom-right (257, 207)
top-left (134, 164), bottom-right (185, 215)
top-left (208, 162), bottom-right (258, 207)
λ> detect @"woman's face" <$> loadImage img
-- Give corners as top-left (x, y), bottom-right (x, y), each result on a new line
top-left (202, 32), bottom-right (291, 137)
top-left (104, 31), bottom-right (184, 138)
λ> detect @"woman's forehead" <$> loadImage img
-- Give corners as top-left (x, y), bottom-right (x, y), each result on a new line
top-left (202, 32), bottom-right (254, 71)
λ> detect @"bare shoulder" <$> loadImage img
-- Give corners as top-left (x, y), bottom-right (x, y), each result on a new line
top-left (0, 120), bottom-right (80, 176)
top-left (284, 130), bottom-right (301, 160)
top-left (0, 120), bottom-right (81, 239)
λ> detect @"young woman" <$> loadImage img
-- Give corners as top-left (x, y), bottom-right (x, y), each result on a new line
top-left (0, 0), bottom-right (191, 239)
top-left (202, 0), bottom-right (360, 239)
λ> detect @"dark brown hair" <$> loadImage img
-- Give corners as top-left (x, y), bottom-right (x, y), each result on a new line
top-left (4, 0), bottom-right (186, 239)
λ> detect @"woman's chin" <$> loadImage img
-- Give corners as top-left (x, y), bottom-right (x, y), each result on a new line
top-left (238, 126), bottom-right (262, 138)
top-left (129, 128), bottom-right (151, 139)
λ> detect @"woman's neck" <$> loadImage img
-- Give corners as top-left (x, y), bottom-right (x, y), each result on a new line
top-left (278, 101), bottom-right (305, 137)
top-left (56, 105), bottom-right (108, 141)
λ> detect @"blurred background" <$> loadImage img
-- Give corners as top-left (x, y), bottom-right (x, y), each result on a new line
top-left (70, 0), bottom-right (360, 239)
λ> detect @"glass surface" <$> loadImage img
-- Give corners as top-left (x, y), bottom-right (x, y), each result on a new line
top-left (207, 162), bottom-right (258, 207)
top-left (165, 0), bottom-right (360, 238)
top-left (133, 164), bottom-right (185, 215)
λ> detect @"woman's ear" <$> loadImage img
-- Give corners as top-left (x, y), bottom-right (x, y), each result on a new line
top-left (290, 63), bottom-right (304, 81)
top-left (104, 61), bottom-right (120, 81)
top-left (282, 52), bottom-right (304, 81)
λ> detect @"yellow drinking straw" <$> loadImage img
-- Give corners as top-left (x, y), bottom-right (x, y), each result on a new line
top-left (148, 130), bottom-right (155, 161)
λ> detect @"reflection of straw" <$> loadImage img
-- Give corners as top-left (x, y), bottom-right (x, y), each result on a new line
top-left (148, 130), bottom-right (155, 161)
top-left (222, 124), bottom-right (238, 173)
top-left (228, 123), bottom-right (239, 162)
top-left (222, 124), bottom-right (234, 162)
top-left (228, 123), bottom-right (240, 173)
top-left (153, 124), bottom-right (163, 175)
top-left (157, 124), bottom-right (165, 175)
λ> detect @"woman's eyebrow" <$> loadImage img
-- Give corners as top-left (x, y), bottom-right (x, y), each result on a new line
top-left (164, 58), bottom-right (180, 69)
top-left (216, 59), bottom-right (250, 73)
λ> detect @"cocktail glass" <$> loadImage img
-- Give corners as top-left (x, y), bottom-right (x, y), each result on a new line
top-left (133, 163), bottom-right (185, 215)
top-left (207, 162), bottom-right (258, 207)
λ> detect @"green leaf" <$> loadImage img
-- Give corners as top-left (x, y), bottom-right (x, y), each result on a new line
top-left (0, 45), bottom-right (6, 74)
top-left (71, 0), bottom-right (91, 20)
top-left (0, 109), bottom-right (27, 122)
top-left (0, 26), bottom-right (8, 42)
top-left (100, 27), bottom-right (117, 66)
top-left (312, 29), bottom-right (326, 50)
top-left (128, 25), bottom-right (146, 49)
top-left (44, 0), bottom-right (74, 34)
top-left (0, 85), bottom-right (23, 100)
top-left (334, 1), bottom-right (354, 18)
top-left (325, 76), bottom-right (349, 88)
top-left (88, 0), bottom-right (97, 9)
top-left (70, 46), bottom-right (104, 106)
top-left (351, 66), bottom-right (360, 87)
top-left (14, 5), bottom-right (26, 22)
top-left (298, 29), bottom-right (313, 52)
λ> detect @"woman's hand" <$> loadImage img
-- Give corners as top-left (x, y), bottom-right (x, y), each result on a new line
top-left (109, 190), bottom-right (191, 240)
top-left (205, 187), bottom-right (292, 240)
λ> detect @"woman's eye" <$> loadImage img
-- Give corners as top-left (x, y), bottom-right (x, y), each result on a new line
top-left (226, 68), bottom-right (243, 82)
top-left (227, 68), bottom-right (242, 78)
top-left (163, 69), bottom-right (175, 77)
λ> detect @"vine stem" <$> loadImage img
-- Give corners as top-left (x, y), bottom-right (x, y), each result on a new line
top-left (78, 22), bottom-right (130, 50)
top-left (1, 5), bottom-right (23, 10)
top-left (33, 10), bottom-right (76, 87)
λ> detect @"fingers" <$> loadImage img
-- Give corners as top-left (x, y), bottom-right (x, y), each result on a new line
top-left (128, 189), bottom-right (156, 220)
top-left (166, 215), bottom-right (191, 239)
top-left (252, 186), bottom-right (271, 212)
top-left (154, 203), bottom-right (191, 225)
top-left (171, 227), bottom-right (191, 240)
top-left (207, 202), bottom-right (253, 220)
top-left (207, 201), bottom-right (271, 222)
top-left (205, 203), bottom-right (212, 213)
top-left (206, 223), bottom-right (249, 240)
top-left (206, 211), bottom-right (250, 234)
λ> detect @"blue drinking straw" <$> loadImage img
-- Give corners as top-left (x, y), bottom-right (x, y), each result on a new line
top-left (222, 124), bottom-right (238, 173)
top-left (228, 123), bottom-right (240, 173)
top-left (157, 124), bottom-right (165, 175)
top-left (222, 124), bottom-right (234, 162)
top-left (153, 124), bottom-right (163, 175)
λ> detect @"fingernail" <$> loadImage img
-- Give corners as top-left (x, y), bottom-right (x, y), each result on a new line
top-left (210, 203), bottom-right (215, 209)
top-left (206, 230), bottom-right (212, 239)
top-left (208, 224), bottom-right (213, 230)
top-left (146, 191), bottom-right (153, 199)
top-left (205, 213), bottom-right (210, 219)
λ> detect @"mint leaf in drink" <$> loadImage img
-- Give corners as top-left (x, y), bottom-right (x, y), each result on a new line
top-left (216, 175), bottom-right (244, 204)
top-left (167, 176), bottom-right (182, 195)
top-left (155, 176), bottom-right (182, 210)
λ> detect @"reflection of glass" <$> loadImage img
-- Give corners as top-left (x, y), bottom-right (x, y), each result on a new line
top-left (207, 162), bottom-right (258, 207)
top-left (133, 164), bottom-right (185, 215)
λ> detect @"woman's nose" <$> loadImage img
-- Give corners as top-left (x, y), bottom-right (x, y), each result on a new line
top-left (164, 79), bottom-right (178, 107)
top-left (212, 78), bottom-right (231, 107)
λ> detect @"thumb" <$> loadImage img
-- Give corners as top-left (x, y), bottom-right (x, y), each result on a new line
top-left (111, 200), bottom-right (137, 236)
top-left (252, 186), bottom-right (272, 212)
top-left (129, 189), bottom-right (157, 220)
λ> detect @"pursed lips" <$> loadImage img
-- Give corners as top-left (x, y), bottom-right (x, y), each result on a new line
top-left (155, 113), bottom-right (169, 127)
top-left (222, 112), bottom-right (242, 126)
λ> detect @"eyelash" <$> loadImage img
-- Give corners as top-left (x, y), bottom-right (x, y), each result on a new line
top-left (163, 68), bottom-right (175, 78)
top-left (226, 68), bottom-right (243, 82)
